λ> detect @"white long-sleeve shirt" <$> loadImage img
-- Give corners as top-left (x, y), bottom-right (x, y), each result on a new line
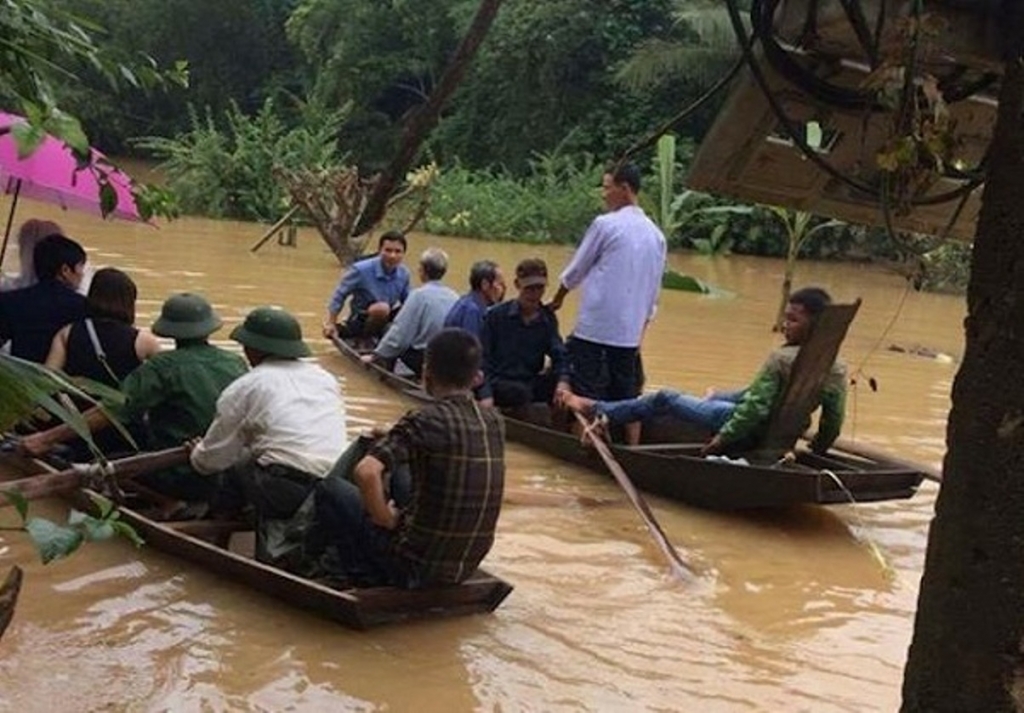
top-left (560, 205), bottom-right (666, 348)
top-left (191, 358), bottom-right (348, 477)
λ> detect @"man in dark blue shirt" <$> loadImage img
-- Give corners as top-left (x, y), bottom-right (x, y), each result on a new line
top-left (0, 234), bottom-right (88, 363)
top-left (478, 258), bottom-right (570, 410)
top-left (322, 231), bottom-right (411, 340)
top-left (444, 259), bottom-right (506, 339)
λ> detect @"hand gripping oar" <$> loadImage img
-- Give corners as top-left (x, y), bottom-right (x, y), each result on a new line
top-left (574, 412), bottom-right (694, 582)
top-left (0, 446), bottom-right (190, 507)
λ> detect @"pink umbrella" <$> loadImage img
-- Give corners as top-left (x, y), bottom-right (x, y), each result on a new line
top-left (0, 110), bottom-right (148, 269)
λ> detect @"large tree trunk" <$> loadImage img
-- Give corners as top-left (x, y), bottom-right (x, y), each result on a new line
top-left (353, 0), bottom-right (506, 237)
top-left (901, 51), bottom-right (1024, 713)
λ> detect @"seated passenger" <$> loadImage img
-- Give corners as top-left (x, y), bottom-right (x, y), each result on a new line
top-left (190, 307), bottom-right (348, 553)
top-left (362, 247), bottom-right (459, 378)
top-left (315, 328), bottom-right (505, 587)
top-left (0, 234), bottom-right (88, 362)
top-left (565, 287), bottom-right (847, 454)
top-left (45, 267), bottom-right (162, 387)
top-left (478, 257), bottom-right (571, 411)
top-left (0, 219), bottom-right (63, 292)
top-left (20, 293), bottom-right (249, 504)
top-left (322, 230), bottom-right (411, 341)
top-left (443, 259), bottom-right (506, 339)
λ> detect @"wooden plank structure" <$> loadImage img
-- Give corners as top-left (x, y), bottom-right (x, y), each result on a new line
top-left (762, 299), bottom-right (861, 453)
top-left (0, 455), bottom-right (513, 630)
top-left (688, 0), bottom-right (1006, 240)
top-left (331, 305), bottom-right (927, 511)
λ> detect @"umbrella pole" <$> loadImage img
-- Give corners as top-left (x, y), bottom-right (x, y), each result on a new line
top-left (0, 179), bottom-right (22, 272)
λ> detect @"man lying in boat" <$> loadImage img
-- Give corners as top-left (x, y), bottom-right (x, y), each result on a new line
top-left (563, 287), bottom-right (847, 455)
top-left (360, 247), bottom-right (459, 379)
top-left (188, 307), bottom-right (348, 556)
top-left (20, 293), bottom-right (248, 512)
top-left (478, 257), bottom-right (572, 415)
top-left (315, 328), bottom-right (505, 587)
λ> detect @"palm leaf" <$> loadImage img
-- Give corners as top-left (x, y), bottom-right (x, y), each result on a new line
top-left (0, 355), bottom-right (103, 457)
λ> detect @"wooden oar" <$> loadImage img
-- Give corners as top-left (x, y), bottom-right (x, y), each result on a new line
top-left (0, 447), bottom-right (189, 507)
top-left (829, 437), bottom-right (943, 484)
top-left (574, 412), bottom-right (694, 582)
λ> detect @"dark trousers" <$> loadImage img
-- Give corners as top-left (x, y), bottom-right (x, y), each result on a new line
top-left (314, 464), bottom-right (417, 587)
top-left (217, 462), bottom-right (318, 521)
top-left (567, 336), bottom-right (642, 401)
top-left (491, 372), bottom-right (558, 409)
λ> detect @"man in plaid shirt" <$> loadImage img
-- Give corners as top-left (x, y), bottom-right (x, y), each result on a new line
top-left (317, 328), bottom-right (505, 587)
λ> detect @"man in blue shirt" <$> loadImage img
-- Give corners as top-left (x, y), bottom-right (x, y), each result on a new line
top-left (444, 260), bottom-right (506, 339)
top-left (479, 258), bottom-right (571, 412)
top-left (0, 234), bottom-right (88, 362)
top-left (322, 231), bottom-right (411, 340)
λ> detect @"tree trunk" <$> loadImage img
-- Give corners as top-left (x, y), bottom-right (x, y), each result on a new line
top-left (353, 0), bottom-right (506, 237)
top-left (901, 54), bottom-right (1024, 711)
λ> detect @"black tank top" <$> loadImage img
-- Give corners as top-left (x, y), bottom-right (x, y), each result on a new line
top-left (65, 318), bottom-right (142, 387)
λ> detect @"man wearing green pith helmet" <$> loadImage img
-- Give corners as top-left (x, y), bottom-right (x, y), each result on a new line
top-left (189, 306), bottom-right (349, 555)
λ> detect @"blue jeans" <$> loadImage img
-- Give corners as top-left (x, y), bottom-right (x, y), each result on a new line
top-left (594, 389), bottom-right (739, 432)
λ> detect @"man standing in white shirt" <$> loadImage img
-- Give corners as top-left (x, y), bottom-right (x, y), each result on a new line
top-left (190, 306), bottom-right (348, 552)
top-left (550, 161), bottom-right (666, 443)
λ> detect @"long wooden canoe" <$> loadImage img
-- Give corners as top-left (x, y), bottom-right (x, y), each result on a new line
top-left (0, 453), bottom-right (512, 630)
top-left (333, 337), bottom-right (926, 510)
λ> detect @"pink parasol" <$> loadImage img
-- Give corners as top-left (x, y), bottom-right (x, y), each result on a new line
top-left (0, 110), bottom-right (148, 269)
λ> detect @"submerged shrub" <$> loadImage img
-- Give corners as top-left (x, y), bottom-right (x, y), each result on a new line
top-left (136, 99), bottom-right (347, 222)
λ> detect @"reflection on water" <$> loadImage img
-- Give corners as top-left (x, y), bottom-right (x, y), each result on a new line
top-left (0, 200), bottom-right (963, 711)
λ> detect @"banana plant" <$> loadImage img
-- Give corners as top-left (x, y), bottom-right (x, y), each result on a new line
top-left (765, 207), bottom-right (846, 330)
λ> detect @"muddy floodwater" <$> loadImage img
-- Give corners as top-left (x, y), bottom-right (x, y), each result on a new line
top-left (0, 202), bottom-right (964, 712)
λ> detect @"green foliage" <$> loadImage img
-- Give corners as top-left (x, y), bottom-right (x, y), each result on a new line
top-left (432, 0), bottom-right (686, 172)
top-left (287, 0), bottom-right (463, 169)
top-left (918, 241), bottom-right (971, 294)
top-left (0, 355), bottom-right (101, 450)
top-left (661, 270), bottom-right (709, 292)
top-left (137, 99), bottom-right (348, 222)
top-left (1, 491), bottom-right (142, 565)
top-left (42, 0), bottom-right (295, 153)
top-left (425, 151), bottom-right (603, 242)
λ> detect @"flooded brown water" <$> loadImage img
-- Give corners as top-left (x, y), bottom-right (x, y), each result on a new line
top-left (0, 202), bottom-right (964, 711)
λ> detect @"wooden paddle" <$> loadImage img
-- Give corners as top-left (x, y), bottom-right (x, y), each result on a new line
top-left (573, 412), bottom-right (694, 582)
top-left (0, 446), bottom-right (190, 508)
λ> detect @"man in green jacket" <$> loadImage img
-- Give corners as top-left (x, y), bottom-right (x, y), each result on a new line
top-left (564, 287), bottom-right (847, 454)
top-left (21, 293), bottom-right (248, 503)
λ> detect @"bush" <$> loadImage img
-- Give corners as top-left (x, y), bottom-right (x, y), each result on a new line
top-left (136, 99), bottom-right (347, 222)
top-left (425, 152), bottom-right (603, 243)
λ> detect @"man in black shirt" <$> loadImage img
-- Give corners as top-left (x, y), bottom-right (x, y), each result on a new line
top-left (478, 257), bottom-right (571, 411)
top-left (0, 234), bottom-right (87, 362)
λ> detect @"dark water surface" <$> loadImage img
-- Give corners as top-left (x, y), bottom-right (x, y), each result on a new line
top-left (0, 204), bottom-right (962, 711)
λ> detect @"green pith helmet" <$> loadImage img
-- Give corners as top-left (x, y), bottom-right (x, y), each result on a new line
top-left (230, 306), bottom-right (311, 358)
top-left (152, 293), bottom-right (222, 339)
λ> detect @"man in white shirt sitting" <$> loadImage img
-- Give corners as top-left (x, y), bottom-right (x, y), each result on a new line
top-left (189, 306), bottom-right (348, 555)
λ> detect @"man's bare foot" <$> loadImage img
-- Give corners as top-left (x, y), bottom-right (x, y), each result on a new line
top-left (562, 392), bottom-right (596, 414)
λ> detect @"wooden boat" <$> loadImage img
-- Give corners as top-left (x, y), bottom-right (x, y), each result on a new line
top-left (332, 302), bottom-right (927, 510)
top-left (0, 452), bottom-right (512, 630)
